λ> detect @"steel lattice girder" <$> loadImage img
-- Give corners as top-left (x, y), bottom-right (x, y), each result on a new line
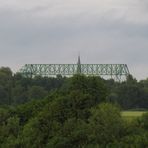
top-left (19, 64), bottom-right (130, 81)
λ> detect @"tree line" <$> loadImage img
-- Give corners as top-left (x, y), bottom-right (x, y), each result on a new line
top-left (0, 67), bottom-right (148, 109)
top-left (0, 67), bottom-right (148, 147)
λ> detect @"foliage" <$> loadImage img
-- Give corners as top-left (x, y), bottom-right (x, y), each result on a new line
top-left (89, 103), bottom-right (123, 146)
top-left (0, 67), bottom-right (148, 147)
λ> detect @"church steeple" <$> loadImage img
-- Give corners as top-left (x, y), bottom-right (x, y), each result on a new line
top-left (77, 55), bottom-right (81, 65)
top-left (77, 55), bottom-right (81, 74)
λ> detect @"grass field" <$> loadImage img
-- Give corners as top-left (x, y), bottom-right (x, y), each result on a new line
top-left (121, 111), bottom-right (147, 121)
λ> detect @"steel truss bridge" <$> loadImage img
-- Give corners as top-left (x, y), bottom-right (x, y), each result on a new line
top-left (20, 64), bottom-right (130, 81)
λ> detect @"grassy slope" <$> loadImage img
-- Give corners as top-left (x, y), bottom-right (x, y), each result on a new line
top-left (122, 111), bottom-right (147, 121)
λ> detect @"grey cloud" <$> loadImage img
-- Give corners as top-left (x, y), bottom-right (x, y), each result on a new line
top-left (0, 1), bottom-right (147, 79)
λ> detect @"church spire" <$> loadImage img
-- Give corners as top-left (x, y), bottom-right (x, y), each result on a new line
top-left (77, 55), bottom-right (81, 65)
top-left (77, 55), bottom-right (81, 74)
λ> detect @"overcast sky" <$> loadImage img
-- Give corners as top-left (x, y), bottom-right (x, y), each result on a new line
top-left (0, 0), bottom-right (148, 80)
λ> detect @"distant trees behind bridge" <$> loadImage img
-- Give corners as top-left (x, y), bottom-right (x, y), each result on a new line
top-left (0, 67), bottom-right (148, 109)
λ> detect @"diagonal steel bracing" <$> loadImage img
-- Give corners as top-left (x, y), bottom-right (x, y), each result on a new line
top-left (19, 64), bottom-right (130, 81)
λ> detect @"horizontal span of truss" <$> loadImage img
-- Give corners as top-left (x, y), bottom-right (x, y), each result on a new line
top-left (20, 64), bottom-right (130, 81)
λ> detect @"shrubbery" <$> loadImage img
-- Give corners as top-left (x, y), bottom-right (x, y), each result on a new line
top-left (0, 68), bottom-right (148, 147)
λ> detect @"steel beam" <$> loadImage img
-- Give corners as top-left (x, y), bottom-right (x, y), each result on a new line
top-left (19, 64), bottom-right (130, 81)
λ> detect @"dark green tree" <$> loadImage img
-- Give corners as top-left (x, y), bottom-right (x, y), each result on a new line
top-left (28, 86), bottom-right (48, 100)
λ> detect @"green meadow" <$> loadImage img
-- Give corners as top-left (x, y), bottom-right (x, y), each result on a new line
top-left (122, 111), bottom-right (147, 120)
